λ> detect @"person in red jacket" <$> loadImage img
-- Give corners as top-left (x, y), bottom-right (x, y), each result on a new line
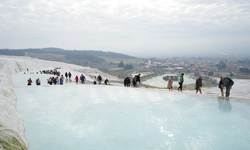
top-left (75, 75), bottom-right (78, 84)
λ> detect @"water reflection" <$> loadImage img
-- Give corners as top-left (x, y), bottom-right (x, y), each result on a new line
top-left (143, 73), bottom-right (196, 88)
top-left (218, 97), bottom-right (232, 113)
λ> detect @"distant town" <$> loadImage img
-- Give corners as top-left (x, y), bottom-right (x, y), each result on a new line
top-left (147, 57), bottom-right (250, 79)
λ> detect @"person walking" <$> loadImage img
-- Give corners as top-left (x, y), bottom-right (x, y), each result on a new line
top-left (56, 76), bottom-right (60, 85)
top-left (69, 72), bottom-right (72, 79)
top-left (133, 76), bottom-right (137, 87)
top-left (98, 75), bottom-right (102, 85)
top-left (177, 73), bottom-right (184, 92)
top-left (60, 75), bottom-right (64, 85)
top-left (195, 76), bottom-right (202, 94)
top-left (222, 77), bottom-right (234, 97)
top-left (75, 75), bottom-right (79, 84)
top-left (65, 72), bottom-right (68, 79)
top-left (218, 76), bottom-right (224, 97)
top-left (167, 76), bottom-right (173, 91)
top-left (80, 74), bottom-right (86, 84)
top-left (27, 78), bottom-right (32, 86)
top-left (136, 74), bottom-right (141, 88)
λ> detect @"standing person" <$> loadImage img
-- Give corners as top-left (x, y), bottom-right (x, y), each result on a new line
top-left (54, 77), bottom-right (57, 85)
top-left (222, 77), bottom-right (234, 97)
top-left (98, 75), bottom-right (102, 85)
top-left (104, 79), bottom-right (109, 85)
top-left (75, 75), bottom-right (79, 84)
top-left (56, 76), bottom-right (60, 85)
top-left (93, 76), bottom-right (97, 84)
top-left (69, 72), bottom-right (72, 79)
top-left (80, 74), bottom-right (86, 84)
top-left (65, 72), bottom-right (68, 79)
top-left (195, 76), bottom-right (202, 94)
top-left (133, 76), bottom-right (137, 87)
top-left (136, 74), bottom-right (141, 88)
top-left (167, 76), bottom-right (173, 91)
top-left (37, 78), bottom-right (41, 85)
top-left (177, 73), bottom-right (184, 92)
top-left (60, 75), bottom-right (64, 85)
top-left (218, 76), bottom-right (224, 97)
top-left (27, 78), bottom-right (32, 86)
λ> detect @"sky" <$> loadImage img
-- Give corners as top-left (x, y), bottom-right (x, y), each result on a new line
top-left (0, 0), bottom-right (250, 58)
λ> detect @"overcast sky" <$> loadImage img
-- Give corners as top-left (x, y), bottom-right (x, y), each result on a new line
top-left (0, 0), bottom-right (250, 58)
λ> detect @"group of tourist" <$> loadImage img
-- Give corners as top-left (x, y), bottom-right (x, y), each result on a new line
top-left (27, 69), bottom-right (234, 97)
top-left (92, 75), bottom-right (109, 85)
top-left (47, 76), bottom-right (65, 85)
top-left (74, 74), bottom-right (86, 84)
top-left (124, 74), bottom-right (141, 88)
top-left (165, 73), bottom-right (234, 97)
top-left (27, 70), bottom-right (111, 86)
top-left (27, 78), bottom-right (41, 85)
top-left (46, 72), bottom-right (72, 85)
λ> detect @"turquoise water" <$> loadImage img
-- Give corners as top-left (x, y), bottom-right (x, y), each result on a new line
top-left (14, 84), bottom-right (250, 150)
top-left (143, 74), bottom-right (196, 88)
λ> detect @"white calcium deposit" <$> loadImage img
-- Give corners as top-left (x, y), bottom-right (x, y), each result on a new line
top-left (0, 55), bottom-right (120, 149)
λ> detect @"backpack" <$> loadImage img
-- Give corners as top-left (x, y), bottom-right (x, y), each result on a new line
top-left (226, 77), bottom-right (234, 86)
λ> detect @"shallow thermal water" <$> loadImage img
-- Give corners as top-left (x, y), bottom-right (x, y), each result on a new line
top-left (13, 74), bottom-right (250, 150)
top-left (143, 73), bottom-right (196, 88)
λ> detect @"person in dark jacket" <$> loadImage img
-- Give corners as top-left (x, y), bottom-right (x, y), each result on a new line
top-left (136, 74), bottom-right (141, 88)
top-left (80, 74), bottom-right (86, 84)
top-left (124, 77), bottom-right (131, 87)
top-left (98, 75), bottom-right (102, 85)
top-left (65, 72), bottom-right (68, 79)
top-left (127, 77), bottom-right (131, 87)
top-left (218, 76), bottom-right (224, 97)
top-left (133, 76), bottom-right (137, 87)
top-left (124, 77), bottom-right (128, 87)
top-left (68, 72), bottom-right (72, 79)
top-left (222, 77), bottom-right (234, 97)
top-left (53, 77), bottom-right (57, 85)
top-left (195, 76), bottom-right (202, 94)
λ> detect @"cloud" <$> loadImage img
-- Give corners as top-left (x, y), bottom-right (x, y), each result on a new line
top-left (0, 0), bottom-right (250, 57)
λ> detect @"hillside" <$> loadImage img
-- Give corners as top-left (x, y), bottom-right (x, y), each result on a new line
top-left (0, 48), bottom-right (137, 67)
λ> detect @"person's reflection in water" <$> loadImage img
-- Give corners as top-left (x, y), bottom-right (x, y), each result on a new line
top-left (218, 97), bottom-right (232, 113)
